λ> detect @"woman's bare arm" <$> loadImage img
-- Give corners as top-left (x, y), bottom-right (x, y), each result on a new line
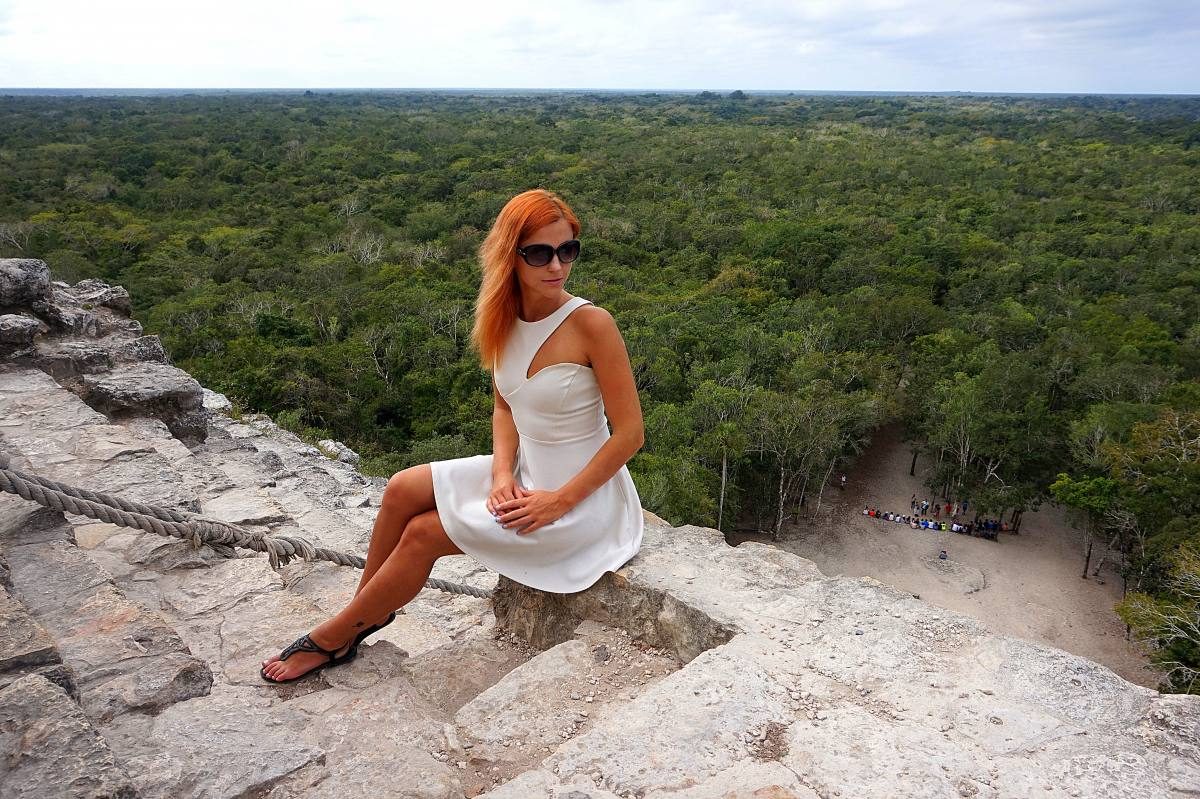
top-left (554, 307), bottom-right (645, 508)
top-left (492, 375), bottom-right (519, 483)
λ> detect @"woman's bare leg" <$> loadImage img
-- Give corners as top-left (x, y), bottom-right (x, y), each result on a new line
top-left (261, 508), bottom-right (464, 681)
top-left (261, 464), bottom-right (463, 680)
top-left (355, 464), bottom-right (438, 594)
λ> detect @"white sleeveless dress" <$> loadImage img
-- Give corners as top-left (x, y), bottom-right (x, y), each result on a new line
top-left (429, 295), bottom-right (644, 593)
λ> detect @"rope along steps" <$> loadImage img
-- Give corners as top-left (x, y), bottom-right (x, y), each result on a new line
top-left (0, 452), bottom-right (491, 599)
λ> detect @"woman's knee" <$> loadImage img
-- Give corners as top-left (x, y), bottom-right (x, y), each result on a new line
top-left (383, 464), bottom-right (434, 513)
top-left (399, 511), bottom-right (463, 559)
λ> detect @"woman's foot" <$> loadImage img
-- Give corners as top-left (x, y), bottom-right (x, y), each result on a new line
top-left (260, 613), bottom-right (393, 680)
top-left (260, 629), bottom-right (356, 683)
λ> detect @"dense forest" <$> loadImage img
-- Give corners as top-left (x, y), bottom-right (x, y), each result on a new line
top-left (1, 91), bottom-right (1198, 691)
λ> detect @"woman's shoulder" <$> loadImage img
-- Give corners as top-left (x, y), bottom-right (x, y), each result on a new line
top-left (570, 300), bottom-right (615, 329)
top-left (572, 304), bottom-right (625, 351)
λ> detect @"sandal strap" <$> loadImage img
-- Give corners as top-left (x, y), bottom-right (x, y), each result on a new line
top-left (278, 633), bottom-right (341, 663)
top-left (352, 611), bottom-right (398, 648)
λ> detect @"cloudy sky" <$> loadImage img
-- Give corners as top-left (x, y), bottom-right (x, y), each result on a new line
top-left (1, 0), bottom-right (1196, 93)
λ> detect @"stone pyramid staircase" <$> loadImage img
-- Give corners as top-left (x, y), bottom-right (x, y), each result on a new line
top-left (2, 260), bottom-right (1199, 798)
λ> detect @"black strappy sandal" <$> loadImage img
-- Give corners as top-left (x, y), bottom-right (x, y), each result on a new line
top-left (260, 633), bottom-right (357, 684)
top-left (351, 611), bottom-right (397, 649)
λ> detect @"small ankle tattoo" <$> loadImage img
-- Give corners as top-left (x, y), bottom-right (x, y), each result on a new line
top-left (353, 621), bottom-right (365, 628)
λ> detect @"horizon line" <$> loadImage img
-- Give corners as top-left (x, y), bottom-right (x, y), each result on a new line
top-left (2, 87), bottom-right (1198, 98)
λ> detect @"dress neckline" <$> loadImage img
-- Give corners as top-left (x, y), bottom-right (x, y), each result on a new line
top-left (515, 295), bottom-right (580, 325)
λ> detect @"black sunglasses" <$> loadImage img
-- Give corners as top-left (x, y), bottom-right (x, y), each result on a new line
top-left (516, 239), bottom-right (581, 267)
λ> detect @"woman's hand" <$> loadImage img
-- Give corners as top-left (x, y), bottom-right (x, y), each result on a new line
top-left (491, 485), bottom-right (571, 535)
top-left (486, 475), bottom-right (523, 517)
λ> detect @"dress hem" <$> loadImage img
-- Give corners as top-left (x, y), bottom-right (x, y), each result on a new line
top-left (432, 458), bottom-right (642, 594)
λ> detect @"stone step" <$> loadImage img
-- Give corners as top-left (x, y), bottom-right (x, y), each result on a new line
top-left (187, 415), bottom-right (382, 555)
top-left (0, 368), bottom-right (540, 796)
top-left (0, 368), bottom-right (199, 513)
top-left (0, 582), bottom-right (76, 699)
top-left (450, 619), bottom-right (683, 796)
top-left (479, 519), bottom-right (1200, 798)
top-left (0, 501), bottom-right (212, 724)
top-left (0, 673), bottom-right (139, 798)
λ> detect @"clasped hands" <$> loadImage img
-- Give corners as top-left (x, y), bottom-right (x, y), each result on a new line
top-left (486, 477), bottom-right (571, 535)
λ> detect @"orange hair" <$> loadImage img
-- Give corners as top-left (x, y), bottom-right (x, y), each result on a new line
top-left (471, 188), bottom-right (581, 371)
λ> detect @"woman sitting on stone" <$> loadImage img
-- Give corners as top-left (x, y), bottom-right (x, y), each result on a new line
top-left (261, 189), bottom-right (647, 683)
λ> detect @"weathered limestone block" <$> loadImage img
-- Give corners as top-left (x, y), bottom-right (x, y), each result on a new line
top-left (1, 507), bottom-right (212, 723)
top-left (102, 684), bottom-right (323, 799)
top-left (540, 633), bottom-right (794, 795)
top-left (70, 277), bottom-right (132, 315)
top-left (31, 335), bottom-right (168, 382)
top-left (117, 417), bottom-right (193, 463)
top-left (38, 279), bottom-right (141, 338)
top-left (201, 487), bottom-right (290, 526)
top-left (0, 369), bottom-right (198, 512)
top-left (36, 299), bottom-right (100, 336)
top-left (30, 339), bottom-right (115, 378)
top-left (485, 518), bottom-right (1200, 798)
top-left (395, 620), bottom-right (520, 707)
top-left (271, 671), bottom-right (467, 799)
top-left (214, 589), bottom-right (335, 686)
top-left (456, 639), bottom-right (595, 754)
top-left (491, 566), bottom-right (738, 661)
top-left (79, 362), bottom-right (208, 444)
top-left (0, 314), bottom-right (43, 359)
top-left (0, 673), bottom-right (137, 799)
top-left (201, 387), bottom-right (233, 413)
top-left (479, 771), bottom-right (624, 799)
top-left (1143, 694), bottom-right (1200, 792)
top-left (0, 584), bottom-right (57, 670)
top-left (316, 438), bottom-right (361, 465)
top-left (0, 258), bottom-right (50, 309)
top-left (643, 761), bottom-right (821, 799)
top-left (0, 584), bottom-right (78, 700)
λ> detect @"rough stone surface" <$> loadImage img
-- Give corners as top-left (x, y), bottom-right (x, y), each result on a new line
top-left (0, 583), bottom-right (78, 700)
top-left (33, 278), bottom-right (142, 338)
top-left (1, 513), bottom-right (213, 723)
top-left (0, 315), bottom-right (42, 359)
top-left (201, 487), bottom-right (290, 526)
top-left (0, 368), bottom-right (199, 512)
top-left (70, 277), bottom-right (132, 315)
top-left (0, 258), bottom-right (50, 308)
top-left (33, 335), bottom-right (168, 382)
top-left (0, 673), bottom-right (137, 799)
top-left (80, 362), bottom-right (208, 444)
top-left (101, 676), bottom-right (328, 796)
top-left (0, 584), bottom-right (56, 673)
top-left (101, 684), bottom-right (325, 799)
top-left (317, 438), bottom-right (361, 464)
top-left (456, 639), bottom-right (595, 752)
top-left (0, 268), bottom-right (193, 445)
top-left (202, 387), bottom-right (233, 413)
top-left (482, 520), bottom-right (1200, 798)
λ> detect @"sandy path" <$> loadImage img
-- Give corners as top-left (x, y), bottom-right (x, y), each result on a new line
top-left (729, 423), bottom-right (1160, 689)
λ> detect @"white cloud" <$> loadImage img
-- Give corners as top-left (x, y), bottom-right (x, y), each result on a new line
top-left (0, 0), bottom-right (1195, 92)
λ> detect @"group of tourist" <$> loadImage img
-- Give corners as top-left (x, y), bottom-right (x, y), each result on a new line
top-left (909, 496), bottom-right (968, 519)
top-left (860, 505), bottom-right (1003, 542)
